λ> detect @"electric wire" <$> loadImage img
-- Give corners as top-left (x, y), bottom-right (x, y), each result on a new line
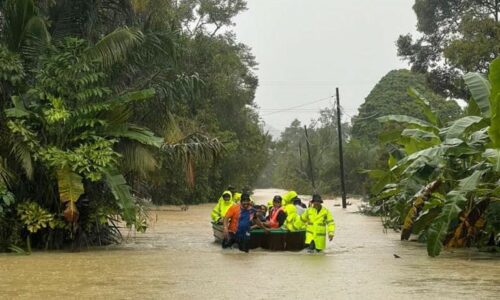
top-left (260, 95), bottom-right (334, 116)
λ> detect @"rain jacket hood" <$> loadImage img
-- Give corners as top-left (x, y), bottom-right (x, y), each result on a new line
top-left (211, 191), bottom-right (234, 222)
top-left (282, 191), bottom-right (298, 205)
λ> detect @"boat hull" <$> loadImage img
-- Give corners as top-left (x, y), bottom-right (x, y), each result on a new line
top-left (212, 223), bottom-right (306, 251)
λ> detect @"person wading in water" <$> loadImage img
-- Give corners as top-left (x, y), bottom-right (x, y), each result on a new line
top-left (222, 193), bottom-right (263, 252)
top-left (301, 194), bottom-right (335, 253)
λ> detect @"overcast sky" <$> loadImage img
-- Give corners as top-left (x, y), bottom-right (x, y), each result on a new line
top-left (232, 0), bottom-right (418, 136)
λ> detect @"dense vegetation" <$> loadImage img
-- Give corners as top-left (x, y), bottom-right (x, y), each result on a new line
top-left (257, 112), bottom-right (374, 196)
top-left (397, 0), bottom-right (500, 98)
top-left (367, 59), bottom-right (500, 256)
top-left (0, 0), bottom-right (268, 252)
top-left (266, 1), bottom-right (500, 256)
top-left (363, 0), bottom-right (500, 256)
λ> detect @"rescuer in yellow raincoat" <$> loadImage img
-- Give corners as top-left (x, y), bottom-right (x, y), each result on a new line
top-left (281, 191), bottom-right (305, 231)
top-left (211, 191), bottom-right (234, 224)
top-left (233, 192), bottom-right (242, 203)
top-left (300, 194), bottom-right (335, 252)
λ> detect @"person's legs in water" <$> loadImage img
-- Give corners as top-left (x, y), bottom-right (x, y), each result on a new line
top-left (222, 233), bottom-right (236, 249)
top-left (236, 232), bottom-right (250, 253)
top-left (306, 241), bottom-right (322, 253)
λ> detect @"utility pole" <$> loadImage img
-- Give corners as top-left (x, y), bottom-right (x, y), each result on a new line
top-left (304, 125), bottom-right (316, 191)
top-left (336, 88), bottom-right (347, 208)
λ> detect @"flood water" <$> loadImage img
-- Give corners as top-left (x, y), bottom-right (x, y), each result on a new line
top-left (1, 188), bottom-right (499, 299)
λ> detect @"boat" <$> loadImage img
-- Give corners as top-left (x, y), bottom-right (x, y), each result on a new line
top-left (212, 222), bottom-right (306, 251)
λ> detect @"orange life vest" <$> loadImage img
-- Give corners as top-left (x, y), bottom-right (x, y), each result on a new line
top-left (268, 207), bottom-right (285, 228)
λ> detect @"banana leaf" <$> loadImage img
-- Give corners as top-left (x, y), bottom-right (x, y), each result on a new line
top-left (427, 194), bottom-right (464, 257)
top-left (463, 72), bottom-right (491, 117)
top-left (466, 98), bottom-right (481, 117)
top-left (408, 87), bottom-right (438, 125)
top-left (413, 207), bottom-right (442, 234)
top-left (482, 149), bottom-right (500, 172)
top-left (441, 116), bottom-right (487, 139)
top-left (378, 115), bottom-right (439, 133)
top-left (457, 170), bottom-right (486, 193)
top-left (104, 170), bottom-right (136, 225)
top-left (57, 168), bottom-right (84, 222)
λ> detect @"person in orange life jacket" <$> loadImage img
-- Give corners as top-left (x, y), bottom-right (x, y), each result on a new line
top-left (265, 195), bottom-right (287, 229)
top-left (222, 193), bottom-right (263, 252)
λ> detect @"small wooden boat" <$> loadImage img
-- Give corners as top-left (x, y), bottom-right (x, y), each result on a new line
top-left (212, 223), bottom-right (306, 251)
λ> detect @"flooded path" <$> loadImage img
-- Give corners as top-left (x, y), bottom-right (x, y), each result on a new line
top-left (1, 189), bottom-right (499, 299)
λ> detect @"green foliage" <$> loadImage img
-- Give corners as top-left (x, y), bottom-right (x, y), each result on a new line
top-left (104, 171), bottom-right (136, 226)
top-left (367, 59), bottom-right (500, 256)
top-left (0, 46), bottom-right (25, 84)
top-left (260, 109), bottom-right (372, 196)
top-left (397, 1), bottom-right (500, 98)
top-left (463, 73), bottom-right (491, 117)
top-left (16, 202), bottom-right (56, 234)
top-left (488, 58), bottom-right (500, 148)
top-left (0, 0), bottom-right (268, 251)
top-left (0, 184), bottom-right (15, 215)
top-left (56, 167), bottom-right (84, 222)
top-left (352, 69), bottom-right (462, 142)
top-left (2, 0), bottom-right (50, 51)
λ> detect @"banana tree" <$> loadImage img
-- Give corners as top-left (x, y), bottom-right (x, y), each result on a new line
top-left (370, 60), bottom-right (500, 255)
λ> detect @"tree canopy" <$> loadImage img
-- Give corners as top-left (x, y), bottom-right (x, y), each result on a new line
top-left (351, 69), bottom-right (462, 142)
top-left (0, 0), bottom-right (268, 252)
top-left (397, 0), bottom-right (500, 98)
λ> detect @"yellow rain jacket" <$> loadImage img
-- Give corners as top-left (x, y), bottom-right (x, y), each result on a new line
top-left (281, 191), bottom-right (305, 231)
top-left (210, 191), bottom-right (234, 223)
top-left (233, 192), bottom-right (242, 203)
top-left (283, 203), bottom-right (305, 231)
top-left (300, 206), bottom-right (335, 250)
top-left (282, 191), bottom-right (298, 206)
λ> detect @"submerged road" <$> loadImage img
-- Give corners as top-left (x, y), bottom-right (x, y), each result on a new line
top-left (0, 188), bottom-right (499, 299)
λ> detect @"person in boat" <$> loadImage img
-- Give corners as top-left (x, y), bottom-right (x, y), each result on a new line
top-left (233, 192), bottom-right (242, 203)
top-left (211, 190), bottom-right (234, 224)
top-left (251, 205), bottom-right (269, 230)
top-left (282, 191), bottom-right (304, 231)
top-left (255, 205), bottom-right (268, 223)
top-left (294, 197), bottom-right (307, 216)
top-left (300, 194), bottom-right (335, 252)
top-left (266, 195), bottom-right (287, 229)
top-left (222, 193), bottom-right (262, 252)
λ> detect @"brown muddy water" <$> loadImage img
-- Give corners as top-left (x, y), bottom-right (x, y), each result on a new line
top-left (0, 188), bottom-right (499, 299)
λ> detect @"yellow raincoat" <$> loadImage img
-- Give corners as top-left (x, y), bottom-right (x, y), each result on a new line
top-left (233, 192), bottom-right (242, 203)
top-left (300, 206), bottom-right (335, 250)
top-left (281, 191), bottom-right (304, 231)
top-left (210, 191), bottom-right (234, 223)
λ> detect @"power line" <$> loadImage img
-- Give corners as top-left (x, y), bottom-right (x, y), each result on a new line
top-left (339, 105), bottom-right (379, 120)
top-left (261, 95), bottom-right (334, 116)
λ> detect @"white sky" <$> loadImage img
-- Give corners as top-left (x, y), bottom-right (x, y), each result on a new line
top-left (233, 0), bottom-right (418, 136)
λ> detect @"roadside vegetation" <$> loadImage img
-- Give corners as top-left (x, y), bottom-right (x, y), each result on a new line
top-left (266, 1), bottom-right (500, 256)
top-left (0, 0), bottom-right (268, 252)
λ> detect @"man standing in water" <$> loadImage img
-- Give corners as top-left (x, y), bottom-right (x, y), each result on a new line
top-left (222, 193), bottom-right (260, 252)
top-left (301, 194), bottom-right (335, 253)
